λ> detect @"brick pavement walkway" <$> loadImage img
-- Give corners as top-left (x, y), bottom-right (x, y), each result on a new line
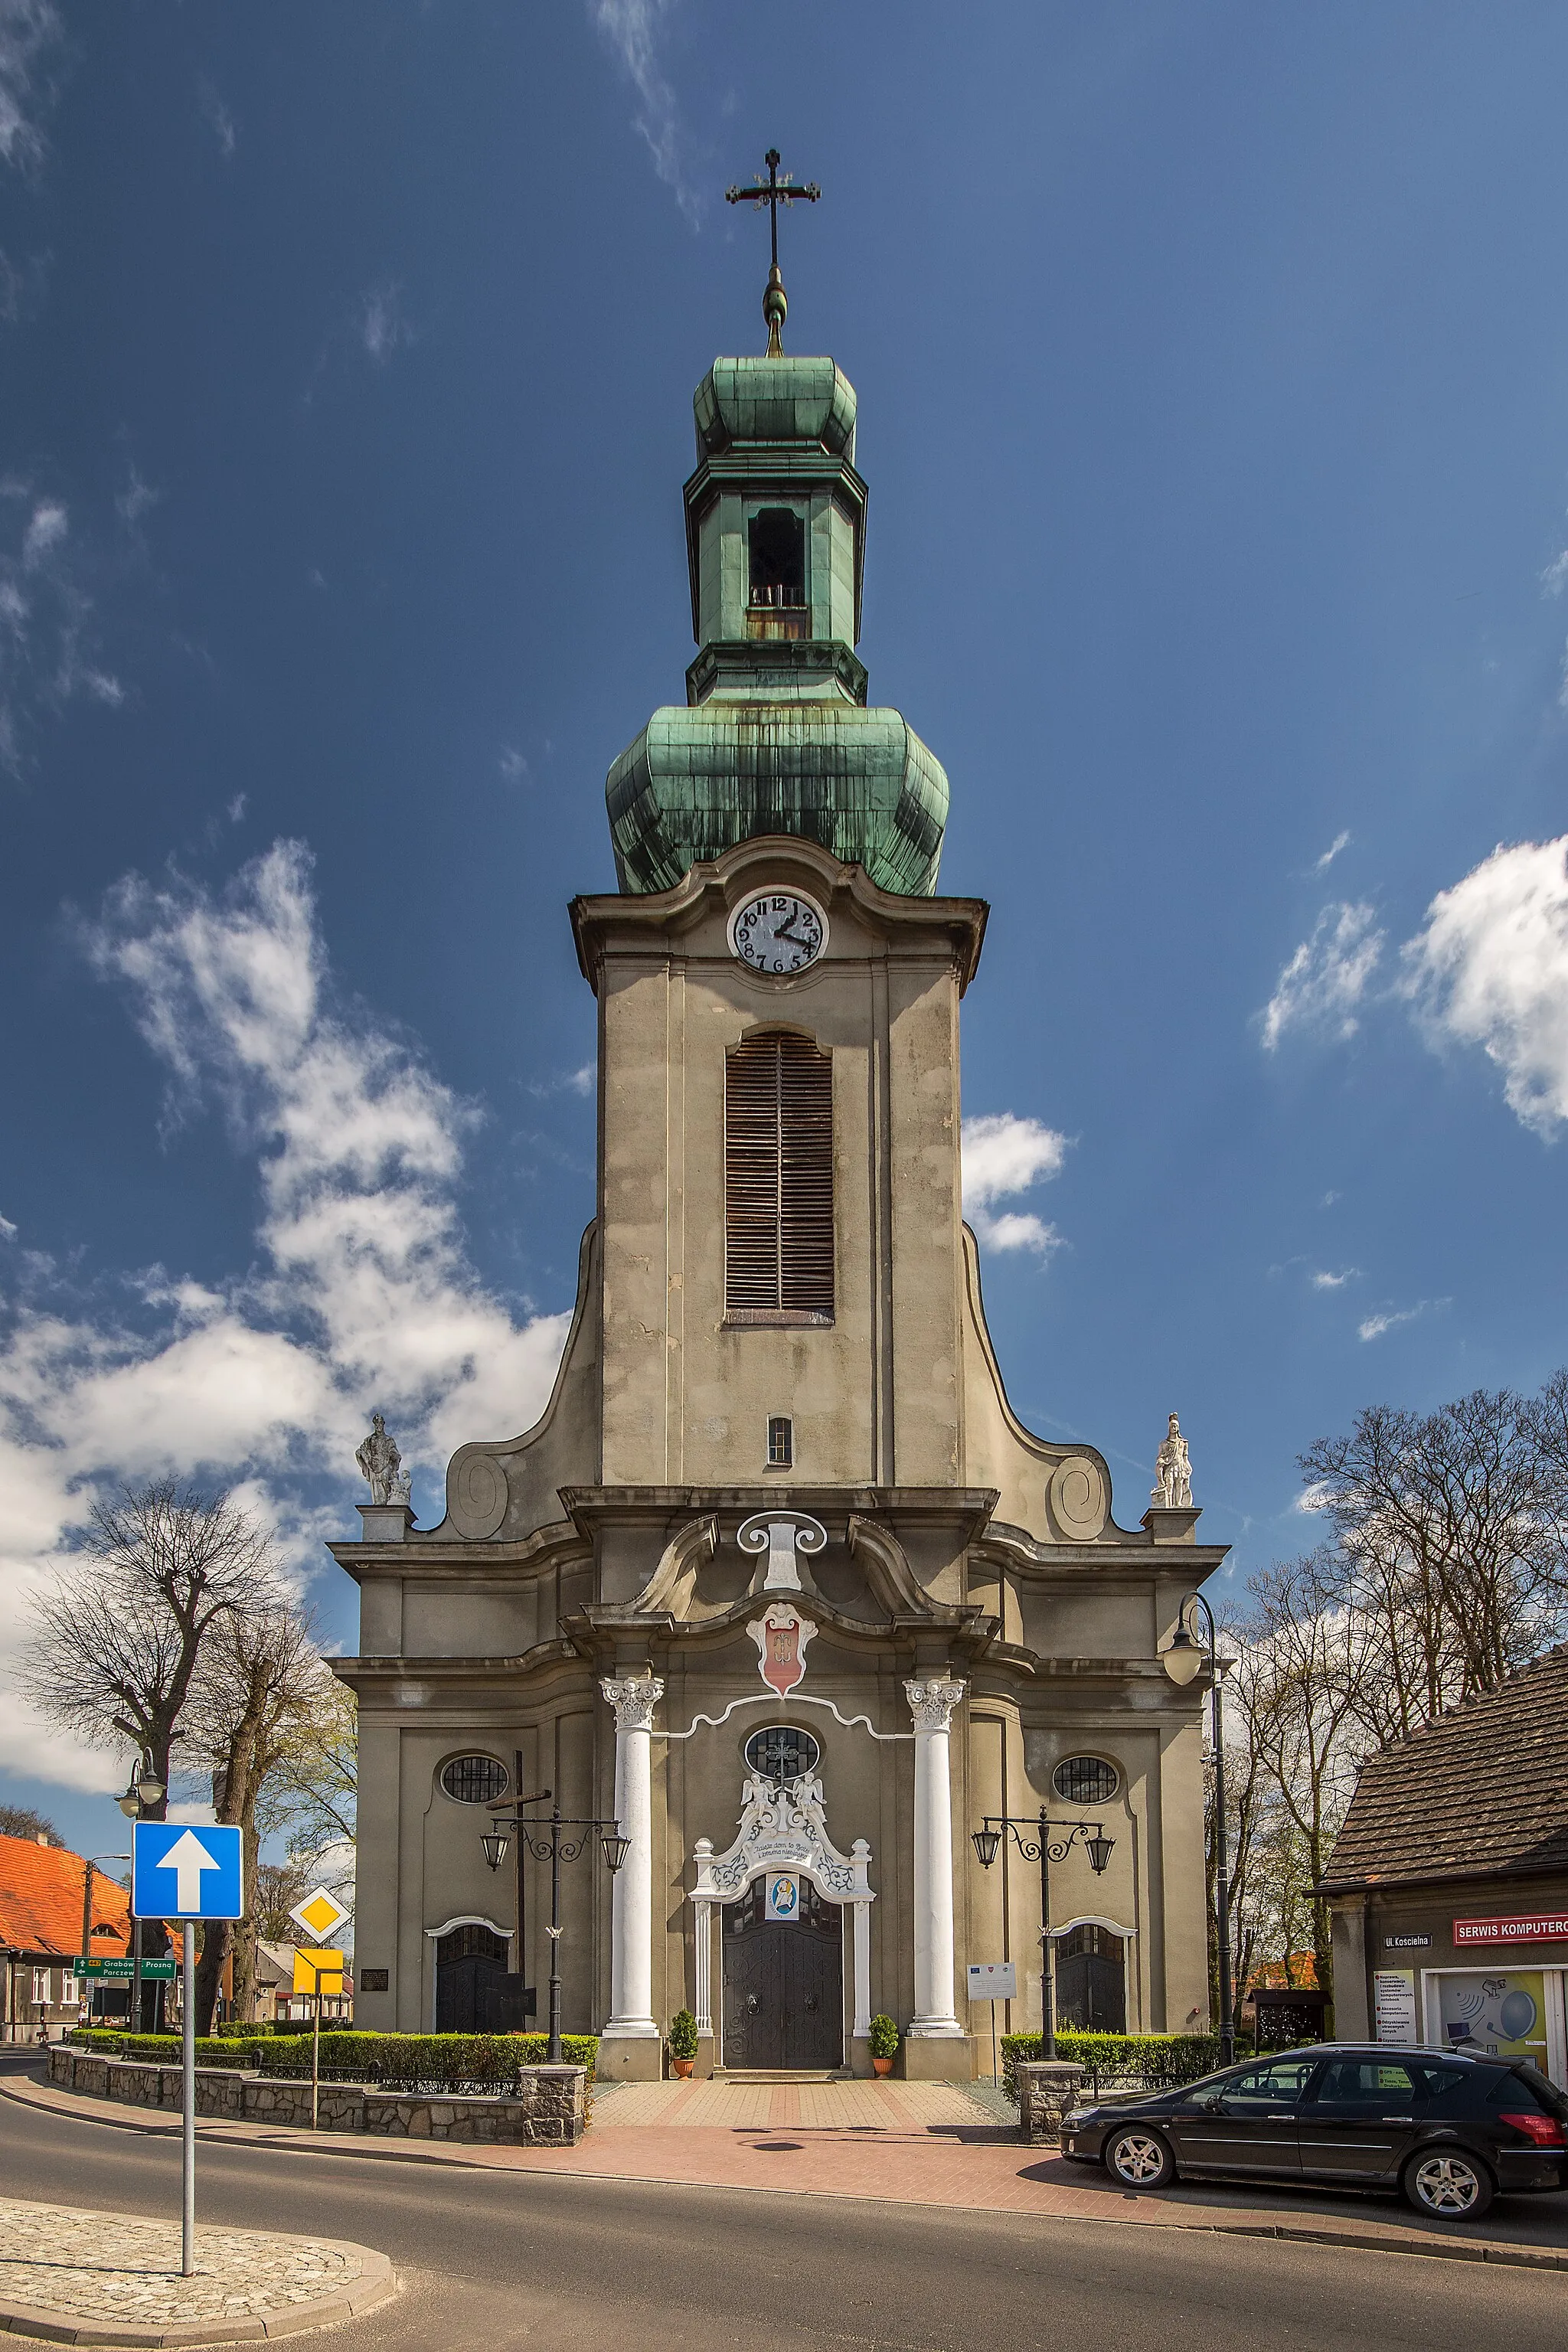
top-left (0, 2197), bottom-right (394, 2346)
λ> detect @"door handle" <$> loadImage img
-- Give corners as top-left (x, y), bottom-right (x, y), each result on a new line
top-left (1380, 2116), bottom-right (1413, 2123)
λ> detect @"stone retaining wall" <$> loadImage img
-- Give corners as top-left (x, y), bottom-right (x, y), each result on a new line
top-left (49, 2045), bottom-right (586, 2145)
top-left (1014, 2060), bottom-right (1086, 2145)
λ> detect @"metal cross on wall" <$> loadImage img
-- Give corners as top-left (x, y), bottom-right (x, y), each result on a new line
top-left (725, 147), bottom-right (821, 355)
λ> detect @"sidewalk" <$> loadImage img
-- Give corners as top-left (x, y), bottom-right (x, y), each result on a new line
top-left (8, 2067), bottom-right (1566, 2273)
top-left (0, 2196), bottom-right (394, 2347)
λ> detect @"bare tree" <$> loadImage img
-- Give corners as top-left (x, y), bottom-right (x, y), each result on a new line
top-left (17, 1481), bottom-right (277, 1808)
top-left (1231, 1551), bottom-right (1373, 2004)
top-left (185, 1599), bottom-right (323, 2031)
top-left (0, 1804), bottom-right (63, 1844)
top-left (1302, 1388), bottom-right (1566, 1711)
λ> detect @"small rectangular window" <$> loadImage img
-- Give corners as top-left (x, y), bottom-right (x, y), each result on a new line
top-left (31, 1969), bottom-right (49, 2004)
top-left (767, 1416), bottom-right (793, 1468)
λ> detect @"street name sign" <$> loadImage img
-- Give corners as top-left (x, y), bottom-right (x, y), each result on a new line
top-left (78, 1955), bottom-right (176, 1980)
top-left (132, 1821), bottom-right (244, 1920)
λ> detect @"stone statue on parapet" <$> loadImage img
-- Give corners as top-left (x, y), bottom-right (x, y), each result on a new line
top-left (356, 1412), bottom-right (403, 1504)
top-left (1152, 1412), bottom-right (1193, 1509)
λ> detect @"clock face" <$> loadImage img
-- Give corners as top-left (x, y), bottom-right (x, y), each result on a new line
top-left (727, 890), bottom-right (828, 975)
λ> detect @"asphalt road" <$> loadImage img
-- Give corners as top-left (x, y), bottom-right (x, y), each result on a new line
top-left (1, 2062), bottom-right (1563, 2351)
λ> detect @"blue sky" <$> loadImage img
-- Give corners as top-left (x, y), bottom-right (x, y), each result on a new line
top-left (5, 0), bottom-right (1568, 1859)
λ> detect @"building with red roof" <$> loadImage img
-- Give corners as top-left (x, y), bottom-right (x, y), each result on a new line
top-left (0, 1831), bottom-right (131, 2043)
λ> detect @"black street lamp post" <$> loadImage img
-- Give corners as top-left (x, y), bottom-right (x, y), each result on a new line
top-left (116, 1762), bottom-right (166, 2034)
top-left (971, 1811), bottom-right (1114, 2060)
top-left (482, 1792), bottom-right (629, 2065)
top-left (1161, 1590), bottom-right (1234, 2065)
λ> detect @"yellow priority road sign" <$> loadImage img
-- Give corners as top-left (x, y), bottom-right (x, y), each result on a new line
top-left (292, 1948), bottom-right (345, 1995)
top-left (287, 1886), bottom-right (349, 1942)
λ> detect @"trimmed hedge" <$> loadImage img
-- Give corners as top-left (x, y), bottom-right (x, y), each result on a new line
top-left (69, 2026), bottom-right (598, 2083)
top-left (1000, 2031), bottom-right (1230, 2100)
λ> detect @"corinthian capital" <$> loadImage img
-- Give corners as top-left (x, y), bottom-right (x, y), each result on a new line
top-left (600, 1674), bottom-right (665, 1733)
top-left (904, 1675), bottom-right (965, 1733)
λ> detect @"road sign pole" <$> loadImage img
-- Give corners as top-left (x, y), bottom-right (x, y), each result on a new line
top-left (312, 1977), bottom-right (322, 2130)
top-left (181, 1920), bottom-right (195, 2276)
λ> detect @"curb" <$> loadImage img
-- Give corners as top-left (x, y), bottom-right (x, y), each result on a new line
top-left (6, 2071), bottom-right (1564, 2274)
top-left (0, 2239), bottom-right (395, 2347)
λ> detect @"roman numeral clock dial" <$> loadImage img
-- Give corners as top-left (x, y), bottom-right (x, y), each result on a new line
top-left (727, 890), bottom-right (828, 975)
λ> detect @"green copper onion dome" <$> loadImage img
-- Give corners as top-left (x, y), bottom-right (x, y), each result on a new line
top-left (605, 352), bottom-right (949, 898)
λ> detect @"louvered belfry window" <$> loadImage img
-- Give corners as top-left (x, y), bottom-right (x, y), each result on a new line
top-left (725, 1030), bottom-right (835, 1321)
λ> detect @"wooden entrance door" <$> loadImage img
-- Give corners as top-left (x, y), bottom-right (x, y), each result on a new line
top-left (722, 1879), bottom-right (842, 2069)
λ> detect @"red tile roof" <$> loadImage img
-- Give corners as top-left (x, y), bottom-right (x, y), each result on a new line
top-left (0, 1834), bottom-right (132, 1960)
top-left (1322, 1642), bottom-right (1568, 1893)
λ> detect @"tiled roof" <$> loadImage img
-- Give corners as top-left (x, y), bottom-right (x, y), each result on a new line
top-left (1322, 1642), bottom-right (1568, 1892)
top-left (0, 1834), bottom-right (132, 1960)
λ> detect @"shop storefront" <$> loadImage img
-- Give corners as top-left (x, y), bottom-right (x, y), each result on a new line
top-left (1320, 1647), bottom-right (1568, 2089)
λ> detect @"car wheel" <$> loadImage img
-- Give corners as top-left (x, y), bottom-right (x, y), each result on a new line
top-left (1105, 2126), bottom-right (1177, 2190)
top-left (1402, 2148), bottom-right (1494, 2223)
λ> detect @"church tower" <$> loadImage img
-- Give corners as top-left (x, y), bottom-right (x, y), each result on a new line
top-left (335, 238), bottom-right (1224, 2081)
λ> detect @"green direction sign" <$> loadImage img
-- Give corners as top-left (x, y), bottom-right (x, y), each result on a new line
top-left (79, 1956), bottom-right (176, 1979)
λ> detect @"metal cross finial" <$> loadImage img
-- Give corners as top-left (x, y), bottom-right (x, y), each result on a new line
top-left (725, 146), bottom-right (821, 355)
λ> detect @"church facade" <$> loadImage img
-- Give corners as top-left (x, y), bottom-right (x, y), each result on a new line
top-left (333, 315), bottom-right (1224, 2080)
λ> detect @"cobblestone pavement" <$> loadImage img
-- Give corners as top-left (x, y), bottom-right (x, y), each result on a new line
top-left (0, 2197), bottom-right (392, 2343)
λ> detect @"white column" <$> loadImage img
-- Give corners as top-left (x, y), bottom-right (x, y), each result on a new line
top-left (600, 1674), bottom-right (664, 2041)
top-left (905, 1676), bottom-right (966, 2038)
top-left (850, 1836), bottom-right (874, 2040)
top-left (693, 1900), bottom-right (713, 2037)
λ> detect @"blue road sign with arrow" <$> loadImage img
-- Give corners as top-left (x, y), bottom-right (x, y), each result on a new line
top-left (132, 1821), bottom-right (244, 1919)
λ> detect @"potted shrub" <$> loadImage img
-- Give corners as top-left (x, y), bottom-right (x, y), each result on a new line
top-left (868, 2014), bottom-right (899, 2077)
top-left (668, 2008), bottom-right (699, 2079)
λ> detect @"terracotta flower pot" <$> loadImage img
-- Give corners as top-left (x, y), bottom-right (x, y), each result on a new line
top-left (671, 2056), bottom-right (694, 2079)
top-left (872, 2055), bottom-right (893, 2076)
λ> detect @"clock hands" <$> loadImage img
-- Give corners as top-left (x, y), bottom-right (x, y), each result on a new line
top-left (773, 920), bottom-right (813, 949)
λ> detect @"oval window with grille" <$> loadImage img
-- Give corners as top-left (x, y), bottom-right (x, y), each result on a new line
top-left (1052, 1755), bottom-right (1119, 1805)
top-left (743, 1725), bottom-right (822, 1784)
top-left (439, 1754), bottom-right (509, 1805)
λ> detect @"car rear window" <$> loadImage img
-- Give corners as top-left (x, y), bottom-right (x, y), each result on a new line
top-left (1415, 2063), bottom-right (1475, 2102)
top-left (1490, 2063), bottom-right (1568, 2121)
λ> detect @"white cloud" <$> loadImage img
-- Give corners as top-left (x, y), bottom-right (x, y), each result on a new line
top-left (21, 498), bottom-right (64, 565)
top-left (0, 490), bottom-right (130, 770)
top-left (227, 793), bottom-right (247, 825)
top-left (1542, 550), bottom-right (1568, 597)
top-left (498, 746), bottom-right (528, 782)
top-left (1401, 835), bottom-right (1568, 1135)
top-left (1260, 902), bottom-right (1384, 1051)
top-left (358, 281), bottom-right (412, 364)
top-left (0, 0), bottom-right (60, 172)
top-left (116, 468), bottom-right (158, 526)
top-left (0, 840), bottom-right (572, 1788)
top-left (1314, 830), bottom-right (1350, 873)
top-left (962, 1112), bottom-right (1069, 1258)
top-left (1310, 1268), bottom-right (1357, 1290)
top-left (0, 1212), bottom-right (15, 1240)
top-left (1357, 1304), bottom-right (1423, 1342)
top-left (587, 0), bottom-right (700, 223)
top-left (198, 77), bottom-right (235, 158)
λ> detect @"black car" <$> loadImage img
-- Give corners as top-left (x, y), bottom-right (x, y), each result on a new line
top-left (1060, 2042), bottom-right (1568, 2222)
